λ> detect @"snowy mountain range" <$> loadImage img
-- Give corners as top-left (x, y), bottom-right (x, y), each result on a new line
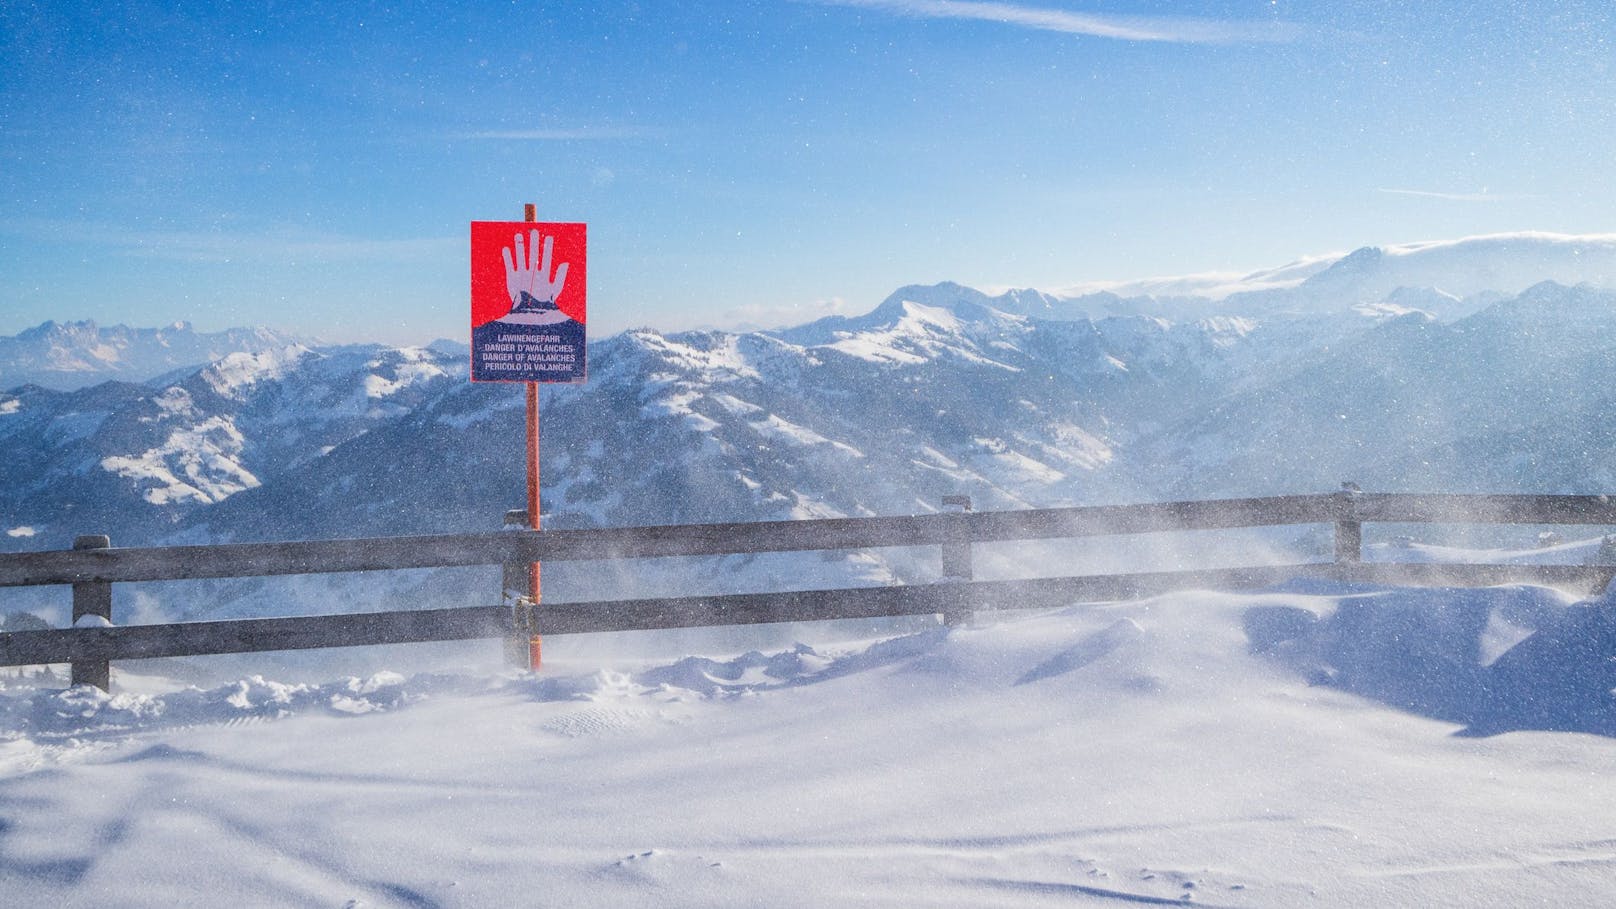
top-left (7, 231), bottom-right (1616, 620)
top-left (0, 320), bottom-right (310, 391)
top-left (1042, 231), bottom-right (1616, 319)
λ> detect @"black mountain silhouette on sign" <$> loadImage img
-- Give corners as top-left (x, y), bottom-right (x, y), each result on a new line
top-left (511, 291), bottom-right (559, 314)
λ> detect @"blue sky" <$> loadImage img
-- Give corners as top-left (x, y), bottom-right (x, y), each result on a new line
top-left (3, 1), bottom-right (1614, 344)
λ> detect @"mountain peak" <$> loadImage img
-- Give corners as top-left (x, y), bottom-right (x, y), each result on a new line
top-left (1337, 245), bottom-right (1385, 268)
top-left (1302, 246), bottom-right (1386, 289)
top-left (15, 319), bottom-right (96, 341)
top-left (874, 282), bottom-right (995, 316)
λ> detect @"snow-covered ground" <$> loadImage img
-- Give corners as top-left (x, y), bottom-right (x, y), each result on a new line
top-left (2, 577), bottom-right (1614, 907)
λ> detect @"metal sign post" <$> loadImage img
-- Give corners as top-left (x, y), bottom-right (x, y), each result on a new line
top-left (523, 204), bottom-right (542, 669)
top-left (470, 203), bottom-right (589, 670)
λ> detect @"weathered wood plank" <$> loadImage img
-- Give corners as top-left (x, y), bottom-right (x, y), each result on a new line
top-left (0, 533), bottom-right (540, 588)
top-left (1352, 493), bottom-right (1616, 525)
top-left (69, 534), bottom-right (113, 689)
top-left (1329, 561), bottom-right (1615, 592)
top-left (962, 493), bottom-right (1343, 541)
top-left (0, 494), bottom-right (1343, 587)
top-left (7, 560), bottom-right (1604, 669)
top-left (531, 561), bottom-right (1613, 635)
top-left (0, 606), bottom-right (514, 665)
top-left (5, 493), bottom-right (1614, 590)
top-left (3, 571), bottom-right (1280, 665)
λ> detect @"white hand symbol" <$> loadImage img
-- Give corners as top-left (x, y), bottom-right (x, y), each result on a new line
top-left (502, 229), bottom-right (570, 308)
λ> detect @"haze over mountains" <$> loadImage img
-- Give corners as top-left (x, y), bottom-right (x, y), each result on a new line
top-left (6, 231), bottom-right (1616, 618)
top-left (0, 320), bottom-right (309, 391)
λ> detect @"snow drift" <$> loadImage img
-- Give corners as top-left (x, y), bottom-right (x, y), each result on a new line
top-left (1, 582), bottom-right (1613, 907)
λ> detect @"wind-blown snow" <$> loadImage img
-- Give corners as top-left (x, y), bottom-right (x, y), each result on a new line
top-left (1, 582), bottom-right (1612, 906)
top-left (752, 413), bottom-right (863, 458)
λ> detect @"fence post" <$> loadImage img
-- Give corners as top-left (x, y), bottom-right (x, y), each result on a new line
top-left (70, 534), bottom-right (112, 691)
top-left (501, 509), bottom-right (538, 667)
top-left (941, 495), bottom-right (973, 626)
top-left (1335, 482), bottom-right (1362, 564)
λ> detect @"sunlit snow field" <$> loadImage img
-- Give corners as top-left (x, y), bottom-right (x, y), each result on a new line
top-left (2, 570), bottom-right (1615, 908)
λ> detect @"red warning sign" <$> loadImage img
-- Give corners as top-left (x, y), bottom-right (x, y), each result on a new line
top-left (470, 221), bottom-right (587, 383)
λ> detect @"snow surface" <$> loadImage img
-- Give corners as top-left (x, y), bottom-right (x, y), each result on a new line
top-left (98, 416), bottom-right (261, 506)
top-left (200, 345), bottom-right (314, 398)
top-left (1, 582), bottom-right (1613, 907)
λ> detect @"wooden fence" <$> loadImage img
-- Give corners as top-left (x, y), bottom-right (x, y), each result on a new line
top-left (2, 490), bottom-right (1614, 691)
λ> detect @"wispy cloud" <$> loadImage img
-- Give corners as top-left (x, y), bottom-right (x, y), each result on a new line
top-left (715, 296), bottom-right (860, 332)
top-left (458, 127), bottom-right (657, 141)
top-left (1, 218), bottom-right (458, 263)
top-left (813, 0), bottom-right (1300, 44)
top-left (1377, 188), bottom-right (1538, 203)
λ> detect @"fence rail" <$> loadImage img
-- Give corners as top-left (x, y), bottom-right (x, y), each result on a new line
top-left (3, 490), bottom-right (1614, 690)
top-left (0, 493), bottom-right (1333, 587)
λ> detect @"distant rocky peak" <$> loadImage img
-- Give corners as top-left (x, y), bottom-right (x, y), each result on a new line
top-left (1300, 246), bottom-right (1386, 291)
top-left (1, 320), bottom-right (311, 391)
top-left (1333, 245), bottom-right (1386, 271)
top-left (15, 319), bottom-right (99, 341)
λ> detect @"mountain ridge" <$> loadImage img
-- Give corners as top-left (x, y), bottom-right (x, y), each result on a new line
top-left (0, 320), bottom-right (313, 392)
top-left (8, 236), bottom-right (1616, 622)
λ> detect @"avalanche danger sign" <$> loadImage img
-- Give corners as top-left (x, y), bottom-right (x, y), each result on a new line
top-left (470, 221), bottom-right (587, 383)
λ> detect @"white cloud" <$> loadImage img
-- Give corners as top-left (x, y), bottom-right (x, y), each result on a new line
top-left (459, 127), bottom-right (655, 141)
top-left (1377, 188), bottom-right (1537, 203)
top-left (125, 232), bottom-right (459, 263)
top-left (813, 0), bottom-right (1300, 44)
top-left (0, 218), bottom-right (457, 263)
top-left (717, 296), bottom-right (861, 331)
